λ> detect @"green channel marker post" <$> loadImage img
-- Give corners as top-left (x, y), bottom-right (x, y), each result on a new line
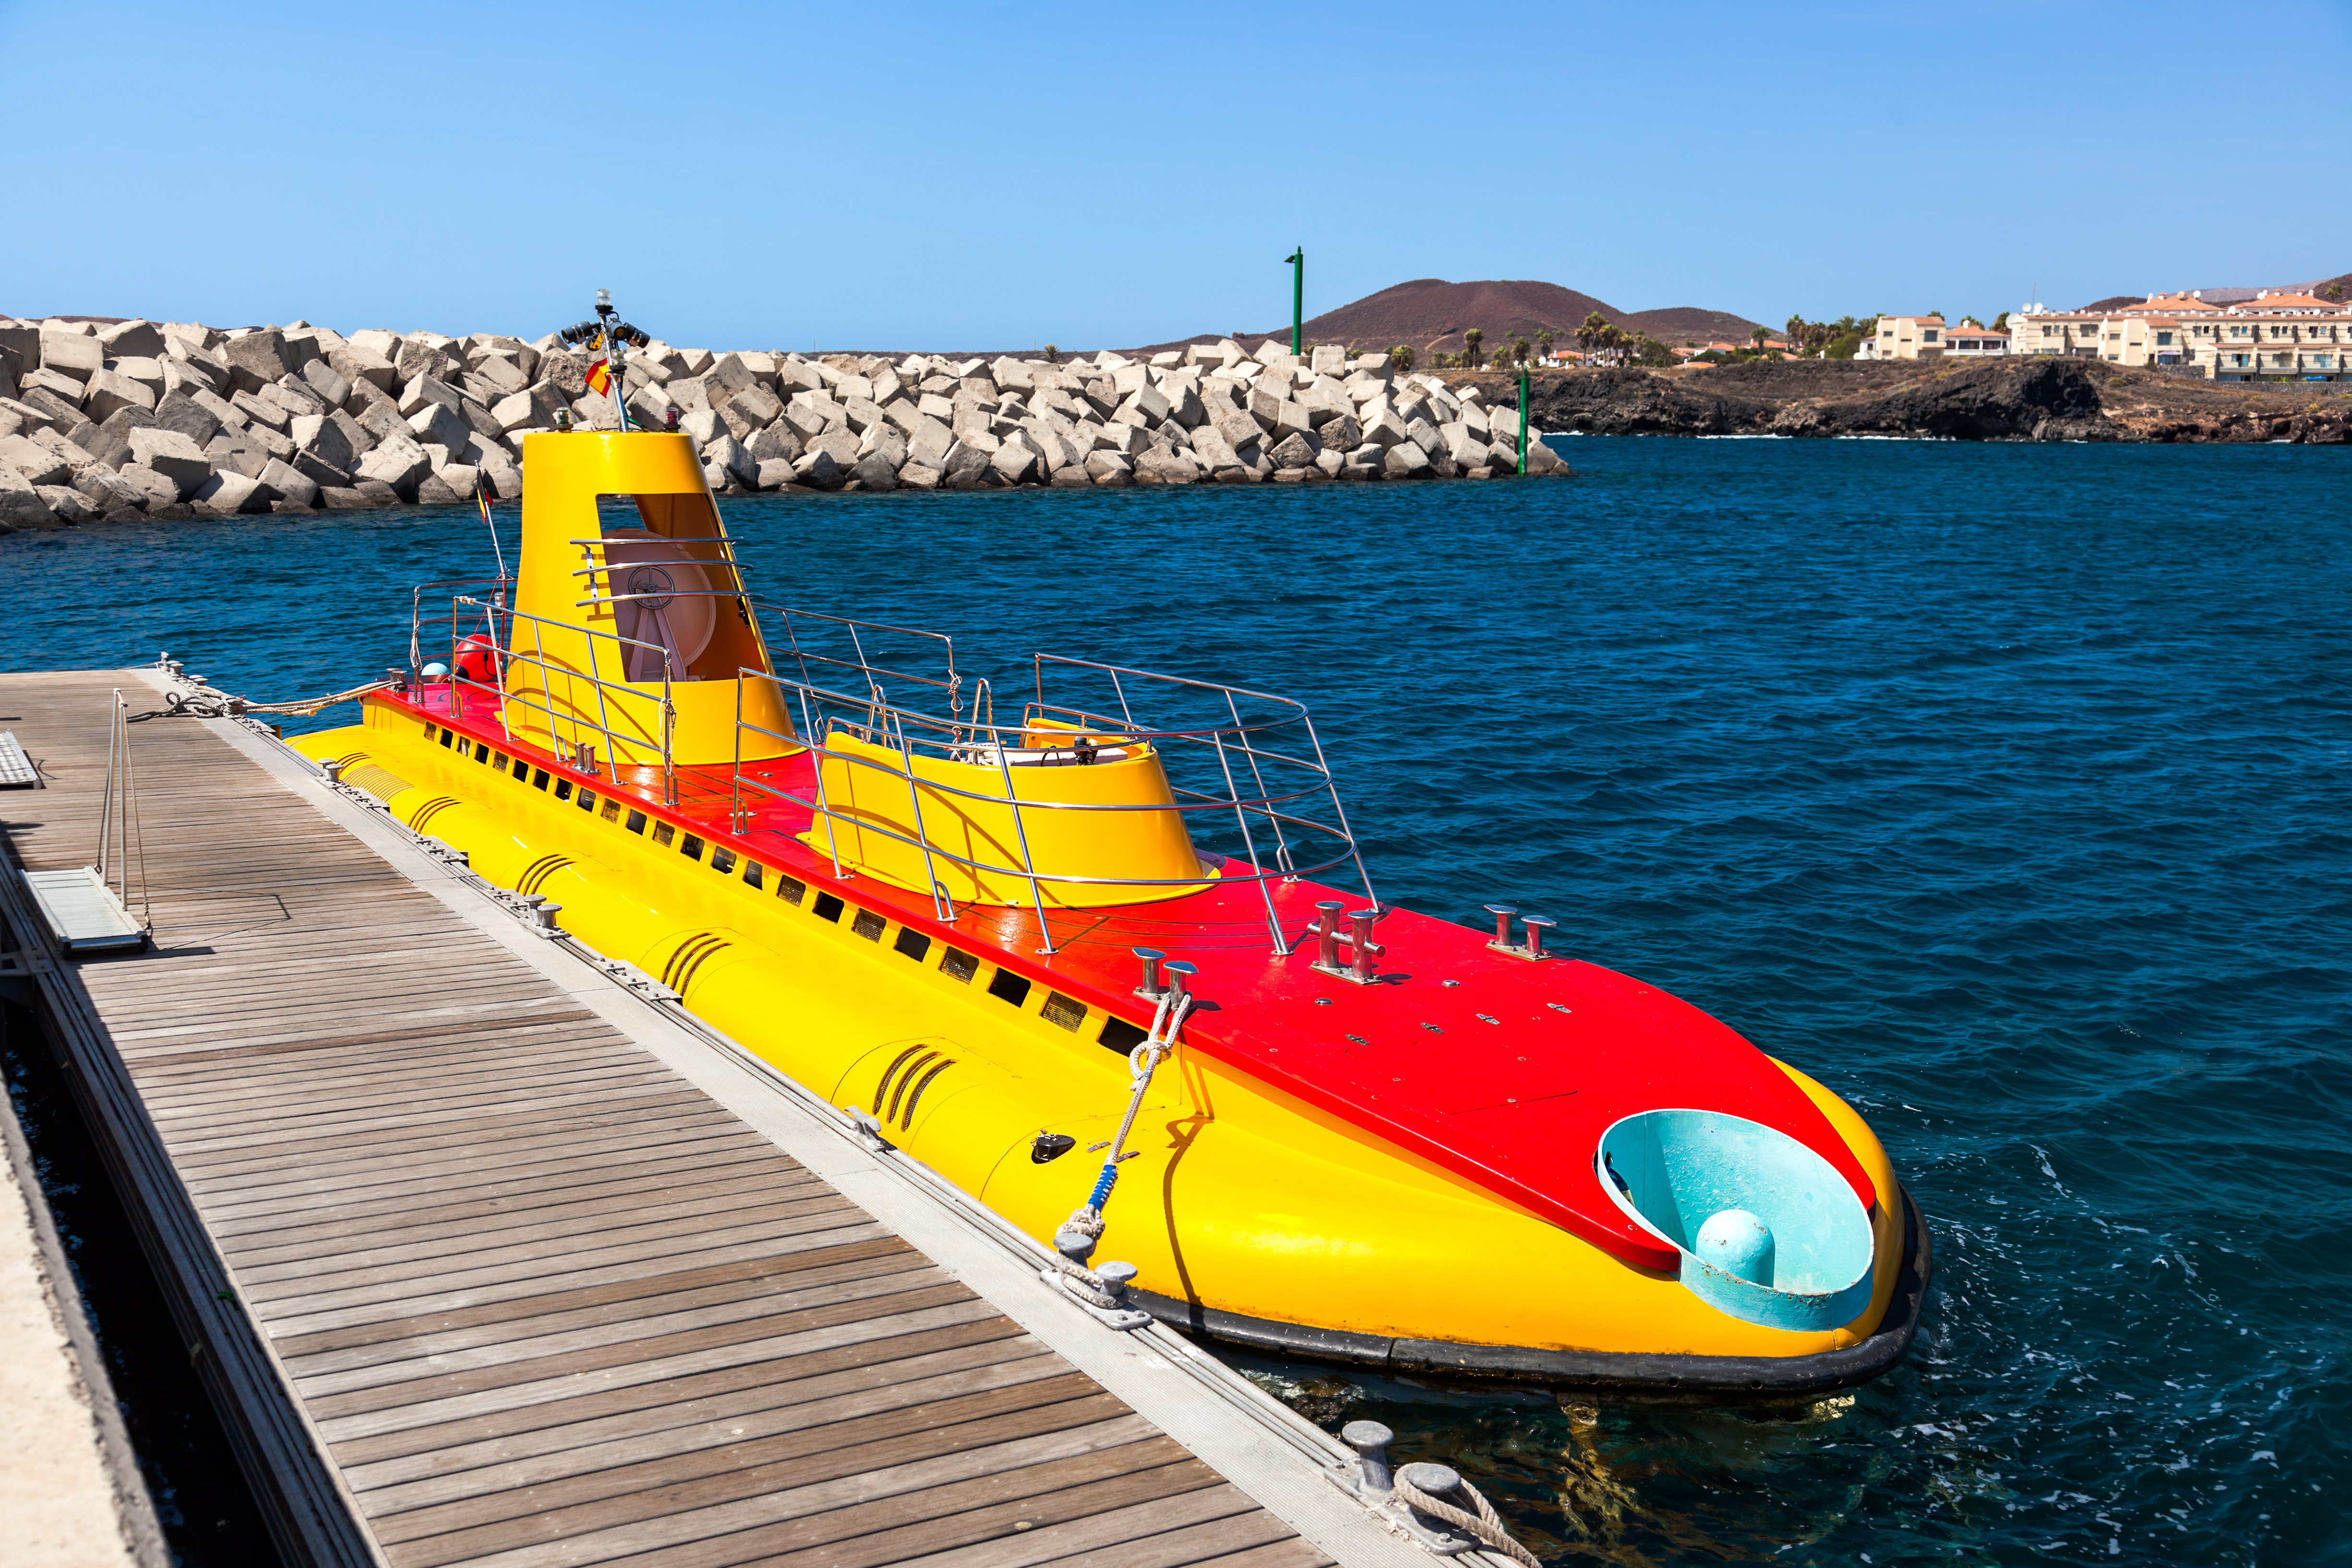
top-left (1285, 248), bottom-right (1303, 355)
top-left (1518, 368), bottom-right (1529, 474)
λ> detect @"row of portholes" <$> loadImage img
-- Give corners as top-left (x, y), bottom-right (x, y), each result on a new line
top-left (429, 720), bottom-right (1152, 1061)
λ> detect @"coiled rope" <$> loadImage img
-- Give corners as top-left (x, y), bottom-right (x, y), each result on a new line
top-left (1050, 986), bottom-right (1192, 1310)
top-left (128, 681), bottom-right (393, 723)
top-left (1392, 1465), bottom-right (1543, 1568)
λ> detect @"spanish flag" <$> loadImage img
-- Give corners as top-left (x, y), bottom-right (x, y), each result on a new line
top-left (585, 357), bottom-right (612, 397)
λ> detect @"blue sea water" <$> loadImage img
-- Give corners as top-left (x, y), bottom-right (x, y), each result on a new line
top-left (4, 436), bottom-right (2345, 1566)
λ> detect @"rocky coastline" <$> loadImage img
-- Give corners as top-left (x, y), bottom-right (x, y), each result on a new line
top-left (0, 317), bottom-right (1569, 532)
top-left (1490, 357), bottom-right (2352, 444)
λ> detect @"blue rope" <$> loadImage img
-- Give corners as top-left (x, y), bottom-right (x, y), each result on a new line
top-left (1087, 1163), bottom-right (1120, 1211)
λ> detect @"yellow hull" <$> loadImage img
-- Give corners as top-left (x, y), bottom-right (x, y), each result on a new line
top-left (297, 706), bottom-right (1915, 1375)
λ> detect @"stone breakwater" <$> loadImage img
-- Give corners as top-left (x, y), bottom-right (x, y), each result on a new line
top-left (0, 317), bottom-right (1568, 531)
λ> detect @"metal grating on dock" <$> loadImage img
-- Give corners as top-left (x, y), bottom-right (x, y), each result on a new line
top-left (0, 669), bottom-right (1425, 1568)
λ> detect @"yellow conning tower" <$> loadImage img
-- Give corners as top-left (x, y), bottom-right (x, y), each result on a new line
top-left (507, 430), bottom-right (796, 766)
top-left (806, 721), bottom-right (1212, 909)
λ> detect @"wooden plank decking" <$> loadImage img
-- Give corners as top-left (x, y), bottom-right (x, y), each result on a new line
top-left (0, 670), bottom-right (1355, 1568)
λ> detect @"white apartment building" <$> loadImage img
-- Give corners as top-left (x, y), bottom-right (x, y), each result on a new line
top-left (2007, 289), bottom-right (2347, 380)
top-left (1860, 315), bottom-right (1946, 359)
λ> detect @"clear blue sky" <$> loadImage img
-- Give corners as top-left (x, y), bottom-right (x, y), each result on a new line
top-left (6, 0), bottom-right (2346, 350)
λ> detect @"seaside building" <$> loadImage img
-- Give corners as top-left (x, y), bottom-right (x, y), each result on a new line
top-left (1943, 323), bottom-right (2010, 357)
top-left (1859, 316), bottom-right (1947, 359)
top-left (2007, 289), bottom-right (2346, 379)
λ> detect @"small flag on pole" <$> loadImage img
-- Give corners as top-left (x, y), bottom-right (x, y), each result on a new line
top-left (585, 357), bottom-right (612, 397)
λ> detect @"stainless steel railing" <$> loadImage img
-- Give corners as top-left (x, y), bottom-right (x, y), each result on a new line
top-left (437, 594), bottom-right (681, 805)
top-left (726, 656), bottom-right (1372, 954)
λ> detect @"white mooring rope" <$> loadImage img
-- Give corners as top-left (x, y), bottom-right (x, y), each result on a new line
top-left (1392, 1464), bottom-right (1543, 1568)
top-left (1049, 986), bottom-right (1192, 1310)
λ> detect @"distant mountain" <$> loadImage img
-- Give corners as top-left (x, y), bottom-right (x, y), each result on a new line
top-left (1137, 278), bottom-right (1766, 356)
top-left (1616, 306), bottom-right (1776, 345)
top-left (2079, 295), bottom-right (2147, 314)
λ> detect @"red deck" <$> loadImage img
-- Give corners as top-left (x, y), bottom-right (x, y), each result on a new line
top-left (393, 686), bottom-right (1874, 1273)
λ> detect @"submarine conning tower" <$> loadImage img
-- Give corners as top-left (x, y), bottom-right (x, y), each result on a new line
top-left (507, 429), bottom-right (797, 770)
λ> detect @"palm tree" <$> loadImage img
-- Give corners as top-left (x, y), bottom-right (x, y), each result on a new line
top-left (1750, 326), bottom-right (1770, 353)
top-left (1464, 328), bottom-right (1484, 368)
top-left (1536, 329), bottom-right (1556, 362)
top-left (1043, 343), bottom-right (1059, 364)
top-left (1577, 311), bottom-right (1612, 360)
top-left (1785, 314), bottom-right (1806, 354)
top-left (1388, 344), bottom-right (1415, 374)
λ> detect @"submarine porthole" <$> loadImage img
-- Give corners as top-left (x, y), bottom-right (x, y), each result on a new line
top-left (894, 928), bottom-right (931, 962)
top-left (681, 835), bottom-right (704, 860)
top-left (812, 893), bottom-right (844, 923)
top-left (989, 969), bottom-right (1033, 1007)
top-left (555, 779), bottom-right (572, 800)
top-left (1099, 1016), bottom-right (1148, 1053)
top-left (624, 808), bottom-right (645, 832)
top-left (777, 874), bottom-right (807, 905)
top-left (711, 847), bottom-right (736, 874)
top-left (1041, 992), bottom-right (1087, 1032)
top-left (578, 789), bottom-right (597, 812)
top-left (652, 822), bottom-right (675, 846)
top-left (853, 909), bottom-right (886, 941)
top-left (939, 947), bottom-right (978, 982)
top-left (533, 769), bottom-right (550, 790)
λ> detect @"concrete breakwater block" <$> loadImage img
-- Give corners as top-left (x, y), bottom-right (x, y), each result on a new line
top-left (0, 314), bottom-right (1571, 530)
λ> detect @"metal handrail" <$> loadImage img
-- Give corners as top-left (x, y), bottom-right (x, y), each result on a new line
top-left (409, 577), bottom-right (514, 675)
top-left (446, 594), bottom-right (679, 806)
top-left (727, 658), bottom-right (1372, 953)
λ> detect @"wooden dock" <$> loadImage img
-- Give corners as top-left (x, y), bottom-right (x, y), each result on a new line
top-left (0, 669), bottom-right (1440, 1568)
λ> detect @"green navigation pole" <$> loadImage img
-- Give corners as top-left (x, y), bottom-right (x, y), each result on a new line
top-left (1284, 248), bottom-right (1303, 355)
top-left (1518, 367), bottom-right (1530, 474)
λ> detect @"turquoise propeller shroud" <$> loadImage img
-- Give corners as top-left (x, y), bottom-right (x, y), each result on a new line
top-left (1598, 1109), bottom-right (1876, 1332)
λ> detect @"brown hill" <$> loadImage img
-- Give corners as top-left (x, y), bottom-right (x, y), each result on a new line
top-left (1617, 306), bottom-right (1774, 345)
top-left (1220, 278), bottom-right (1767, 356)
